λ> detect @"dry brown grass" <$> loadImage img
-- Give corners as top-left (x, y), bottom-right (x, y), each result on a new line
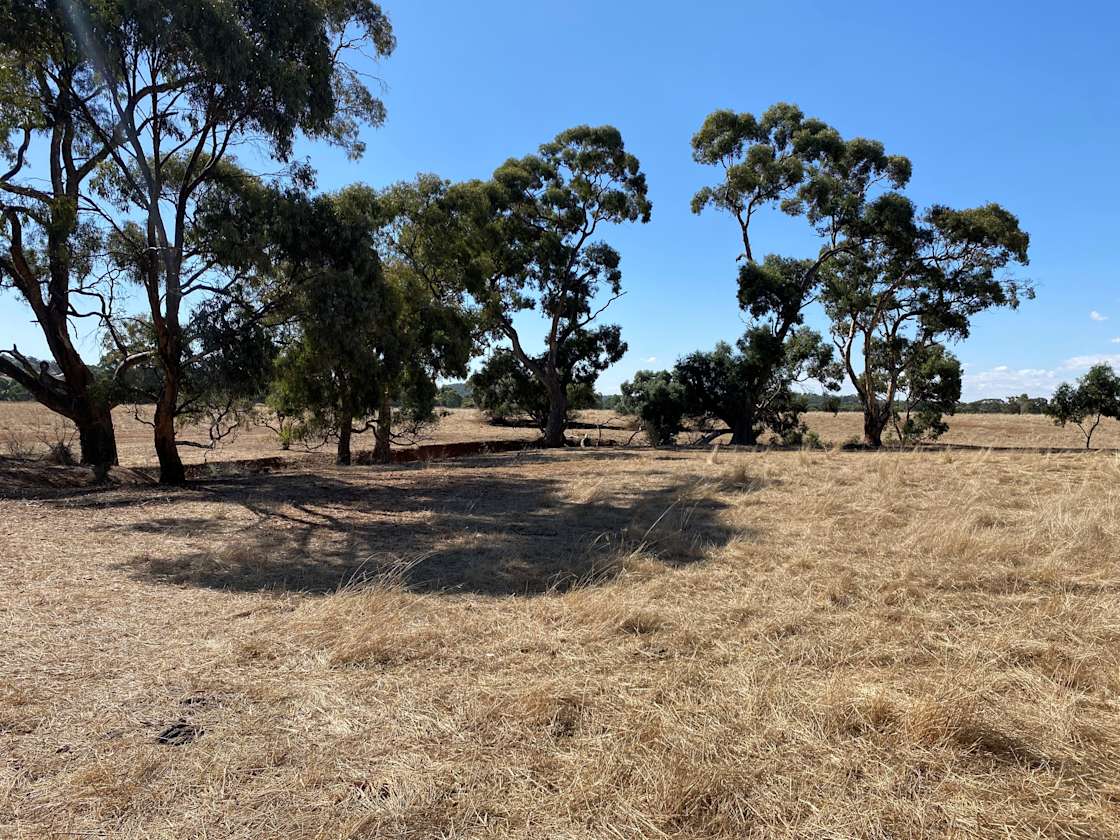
top-left (798, 410), bottom-right (1120, 450)
top-left (3, 434), bottom-right (1120, 838)
top-left (4, 402), bottom-right (1118, 472)
top-left (0, 404), bottom-right (625, 467)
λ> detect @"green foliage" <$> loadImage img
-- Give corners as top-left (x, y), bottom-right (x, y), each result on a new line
top-left (598, 393), bottom-right (623, 412)
top-left (471, 348), bottom-right (601, 431)
top-left (819, 170), bottom-right (1030, 446)
top-left (266, 187), bottom-right (391, 452)
top-left (105, 299), bottom-right (278, 437)
top-left (674, 327), bottom-right (840, 445)
top-left (690, 103), bottom-right (907, 444)
top-left (1044, 364), bottom-right (1120, 449)
top-left (892, 344), bottom-right (962, 443)
top-left (435, 385), bottom-right (464, 409)
top-left (1, 0), bottom-right (395, 481)
top-left (0, 373), bottom-right (31, 400)
top-left (447, 125), bottom-right (648, 443)
top-left (619, 370), bottom-right (687, 446)
top-left (263, 181), bottom-right (475, 461)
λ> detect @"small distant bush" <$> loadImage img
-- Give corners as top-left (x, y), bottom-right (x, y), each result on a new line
top-left (774, 427), bottom-right (823, 449)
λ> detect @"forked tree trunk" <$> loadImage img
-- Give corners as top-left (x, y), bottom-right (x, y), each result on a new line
top-left (1, 96), bottom-right (121, 472)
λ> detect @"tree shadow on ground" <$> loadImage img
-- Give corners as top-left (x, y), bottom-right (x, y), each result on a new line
top-left (101, 453), bottom-right (755, 597)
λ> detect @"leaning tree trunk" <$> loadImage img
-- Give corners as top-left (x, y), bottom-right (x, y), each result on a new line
top-left (372, 389), bottom-right (392, 464)
top-left (542, 382), bottom-right (568, 448)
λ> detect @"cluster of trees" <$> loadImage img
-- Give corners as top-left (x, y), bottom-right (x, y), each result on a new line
top-left (796, 392), bottom-right (1051, 416)
top-left (1, 5), bottom-right (1037, 481)
top-left (1, 2), bottom-right (656, 480)
top-left (957, 395), bottom-right (1050, 415)
top-left (620, 103), bottom-right (1031, 448)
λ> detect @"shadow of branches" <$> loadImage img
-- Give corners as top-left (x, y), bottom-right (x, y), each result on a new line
top-left (104, 454), bottom-right (748, 596)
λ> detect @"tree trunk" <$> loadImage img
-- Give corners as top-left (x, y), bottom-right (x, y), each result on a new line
top-left (76, 403), bottom-right (119, 469)
top-left (1, 112), bottom-right (120, 472)
top-left (372, 389), bottom-right (392, 464)
top-left (863, 410), bottom-right (887, 448)
top-left (728, 415), bottom-right (760, 446)
top-left (336, 417), bottom-right (353, 465)
top-left (542, 383), bottom-right (568, 448)
top-left (153, 380), bottom-right (185, 484)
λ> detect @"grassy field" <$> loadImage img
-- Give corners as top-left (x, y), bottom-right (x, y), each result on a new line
top-left (3, 402), bottom-right (1120, 467)
top-left (3, 406), bottom-right (1120, 838)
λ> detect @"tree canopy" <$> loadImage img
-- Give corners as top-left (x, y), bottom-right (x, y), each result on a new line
top-left (1044, 364), bottom-right (1120, 449)
top-left (454, 125), bottom-right (649, 446)
top-left (690, 103), bottom-right (910, 444)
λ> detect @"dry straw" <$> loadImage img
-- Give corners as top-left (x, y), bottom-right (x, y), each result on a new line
top-left (3, 408), bottom-right (1120, 837)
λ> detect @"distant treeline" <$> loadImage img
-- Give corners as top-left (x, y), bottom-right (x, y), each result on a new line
top-left (795, 392), bottom-right (1050, 415)
top-left (432, 383), bottom-right (1050, 416)
top-left (5, 373), bottom-right (1053, 419)
top-left (1, 371), bottom-right (34, 401)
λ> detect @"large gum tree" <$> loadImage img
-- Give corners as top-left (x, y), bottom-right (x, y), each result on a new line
top-left (690, 102), bottom-right (911, 444)
top-left (1, 3), bottom-right (126, 467)
top-left (459, 126), bottom-right (651, 448)
top-left (821, 202), bottom-right (1030, 446)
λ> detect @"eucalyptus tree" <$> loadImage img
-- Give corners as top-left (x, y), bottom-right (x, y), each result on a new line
top-left (367, 175), bottom-right (483, 461)
top-left (470, 330), bottom-right (617, 432)
top-left (458, 126), bottom-right (650, 447)
top-left (366, 259), bottom-right (475, 463)
top-left (1, 0), bottom-right (394, 483)
top-left (267, 187), bottom-right (389, 466)
top-left (690, 103), bottom-right (909, 443)
top-left (264, 182), bottom-right (475, 466)
top-left (1, 2), bottom-right (127, 466)
top-left (618, 369), bottom-right (688, 446)
top-left (1045, 364), bottom-right (1120, 450)
top-left (822, 203), bottom-right (1030, 446)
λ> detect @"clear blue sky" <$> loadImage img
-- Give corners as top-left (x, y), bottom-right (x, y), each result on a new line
top-left (3, 0), bottom-right (1118, 399)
